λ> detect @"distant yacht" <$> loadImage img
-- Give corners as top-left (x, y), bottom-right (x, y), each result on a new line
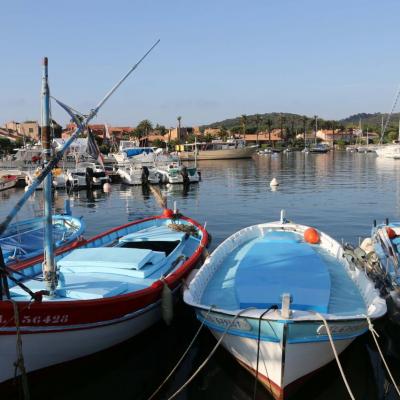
top-left (177, 138), bottom-right (257, 161)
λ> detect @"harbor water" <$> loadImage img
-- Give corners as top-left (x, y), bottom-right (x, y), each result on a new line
top-left (2, 151), bottom-right (400, 399)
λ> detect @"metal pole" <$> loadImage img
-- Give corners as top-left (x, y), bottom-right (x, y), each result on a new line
top-left (41, 57), bottom-right (57, 294)
top-left (0, 40), bottom-right (160, 236)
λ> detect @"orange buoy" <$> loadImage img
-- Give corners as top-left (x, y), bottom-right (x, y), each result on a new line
top-left (304, 227), bottom-right (320, 244)
top-left (162, 208), bottom-right (174, 218)
top-left (386, 227), bottom-right (396, 239)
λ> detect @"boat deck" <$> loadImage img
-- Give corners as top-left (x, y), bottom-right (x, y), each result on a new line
top-left (9, 225), bottom-right (201, 302)
top-left (201, 230), bottom-right (366, 316)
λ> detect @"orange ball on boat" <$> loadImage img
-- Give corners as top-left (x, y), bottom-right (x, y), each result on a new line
top-left (304, 227), bottom-right (320, 244)
top-left (386, 227), bottom-right (396, 239)
top-left (162, 208), bottom-right (174, 218)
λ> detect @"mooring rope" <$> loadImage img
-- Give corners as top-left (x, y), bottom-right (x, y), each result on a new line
top-left (8, 299), bottom-right (30, 400)
top-left (365, 315), bottom-right (400, 398)
top-left (164, 307), bottom-right (254, 400)
top-left (253, 305), bottom-right (278, 400)
top-left (147, 306), bottom-right (214, 400)
top-left (314, 312), bottom-right (355, 400)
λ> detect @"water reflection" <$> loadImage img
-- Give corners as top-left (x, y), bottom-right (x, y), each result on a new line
top-left (2, 152), bottom-right (400, 399)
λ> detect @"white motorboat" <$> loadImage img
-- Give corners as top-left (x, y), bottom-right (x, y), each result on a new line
top-left (156, 153), bottom-right (199, 184)
top-left (117, 163), bottom-right (159, 185)
top-left (66, 162), bottom-right (109, 189)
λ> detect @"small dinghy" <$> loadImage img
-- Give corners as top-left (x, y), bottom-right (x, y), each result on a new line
top-left (184, 211), bottom-right (385, 399)
top-left (0, 211), bottom-right (208, 383)
top-left (0, 214), bottom-right (85, 266)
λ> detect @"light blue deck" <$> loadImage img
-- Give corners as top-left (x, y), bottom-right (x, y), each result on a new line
top-left (201, 230), bottom-right (366, 316)
top-left (9, 220), bottom-right (202, 302)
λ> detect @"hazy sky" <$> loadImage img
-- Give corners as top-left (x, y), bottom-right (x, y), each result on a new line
top-left (1, 0), bottom-right (400, 128)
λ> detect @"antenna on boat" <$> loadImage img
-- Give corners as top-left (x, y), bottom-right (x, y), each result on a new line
top-left (0, 40), bottom-right (160, 237)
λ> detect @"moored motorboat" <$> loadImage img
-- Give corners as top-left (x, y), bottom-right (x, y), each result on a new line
top-left (117, 163), bottom-right (159, 185)
top-left (0, 214), bottom-right (85, 266)
top-left (184, 211), bottom-right (386, 399)
top-left (156, 153), bottom-right (199, 184)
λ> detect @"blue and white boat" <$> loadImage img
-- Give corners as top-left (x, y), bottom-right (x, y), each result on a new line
top-left (0, 214), bottom-right (85, 266)
top-left (184, 212), bottom-right (386, 399)
top-left (370, 221), bottom-right (400, 314)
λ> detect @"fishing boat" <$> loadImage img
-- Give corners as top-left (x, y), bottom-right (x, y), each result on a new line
top-left (0, 174), bottom-right (18, 191)
top-left (177, 139), bottom-right (257, 161)
top-left (117, 163), bottom-right (160, 185)
top-left (184, 211), bottom-right (386, 399)
top-left (0, 214), bottom-right (85, 266)
top-left (369, 220), bottom-right (400, 320)
top-left (0, 209), bottom-right (208, 384)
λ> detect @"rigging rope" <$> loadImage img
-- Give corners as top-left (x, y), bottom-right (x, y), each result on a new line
top-left (313, 312), bottom-right (355, 400)
top-left (165, 307), bottom-right (254, 400)
top-left (147, 306), bottom-right (214, 400)
top-left (380, 83), bottom-right (400, 144)
top-left (365, 316), bottom-right (400, 398)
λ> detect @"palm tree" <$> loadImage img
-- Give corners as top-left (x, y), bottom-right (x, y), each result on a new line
top-left (301, 116), bottom-right (308, 148)
top-left (136, 119), bottom-right (153, 146)
top-left (219, 125), bottom-right (228, 141)
top-left (240, 114), bottom-right (247, 142)
top-left (313, 115), bottom-right (318, 145)
top-left (177, 116), bottom-right (182, 142)
top-left (279, 114), bottom-right (286, 145)
top-left (266, 118), bottom-right (273, 147)
top-left (255, 114), bottom-right (262, 146)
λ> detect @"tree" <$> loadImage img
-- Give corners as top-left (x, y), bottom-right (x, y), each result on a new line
top-left (266, 118), bottom-right (273, 147)
top-left (136, 120), bottom-right (153, 146)
top-left (219, 125), bottom-right (229, 141)
top-left (301, 116), bottom-right (308, 147)
top-left (177, 116), bottom-right (182, 142)
top-left (255, 114), bottom-right (262, 145)
top-left (240, 114), bottom-right (247, 141)
top-left (279, 114), bottom-right (286, 144)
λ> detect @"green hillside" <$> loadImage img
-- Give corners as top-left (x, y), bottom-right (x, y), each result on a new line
top-left (201, 112), bottom-right (400, 135)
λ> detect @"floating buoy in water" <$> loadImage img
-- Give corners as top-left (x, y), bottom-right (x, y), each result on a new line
top-left (304, 227), bottom-right (320, 244)
top-left (270, 178), bottom-right (279, 187)
top-left (386, 227), bottom-right (396, 239)
top-left (103, 182), bottom-right (112, 193)
top-left (161, 280), bottom-right (173, 325)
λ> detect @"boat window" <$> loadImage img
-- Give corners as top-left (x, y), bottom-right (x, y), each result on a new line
top-left (119, 240), bottom-right (180, 256)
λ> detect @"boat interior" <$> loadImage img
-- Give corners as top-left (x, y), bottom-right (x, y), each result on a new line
top-left (201, 228), bottom-right (366, 316)
top-left (8, 220), bottom-right (202, 302)
top-left (1, 217), bottom-right (83, 263)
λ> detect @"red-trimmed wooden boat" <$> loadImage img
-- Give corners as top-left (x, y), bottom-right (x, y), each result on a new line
top-left (0, 211), bottom-right (209, 383)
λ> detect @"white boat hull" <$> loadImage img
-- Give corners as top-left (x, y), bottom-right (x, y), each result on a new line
top-left (178, 146), bottom-right (257, 161)
top-left (0, 301), bottom-right (162, 383)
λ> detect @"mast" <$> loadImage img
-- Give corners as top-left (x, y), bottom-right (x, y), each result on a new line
top-left (41, 57), bottom-right (57, 294)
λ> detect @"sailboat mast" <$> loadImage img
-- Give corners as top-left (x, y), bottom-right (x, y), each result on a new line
top-left (41, 57), bottom-right (56, 294)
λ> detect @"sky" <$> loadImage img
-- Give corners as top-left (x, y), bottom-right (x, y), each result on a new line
top-left (1, 0), bottom-right (400, 128)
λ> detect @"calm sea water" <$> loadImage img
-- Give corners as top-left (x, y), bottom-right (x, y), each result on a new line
top-left (2, 151), bottom-right (400, 399)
